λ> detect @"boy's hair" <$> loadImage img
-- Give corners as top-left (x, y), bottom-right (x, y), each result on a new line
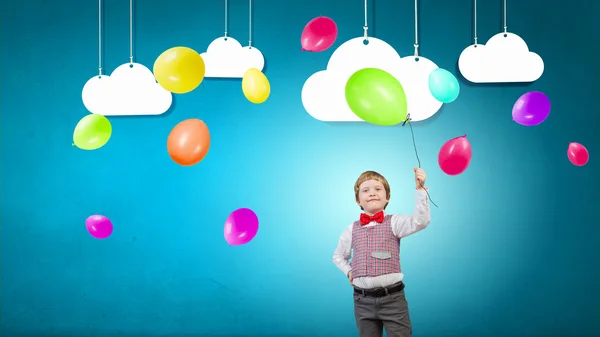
top-left (354, 171), bottom-right (391, 210)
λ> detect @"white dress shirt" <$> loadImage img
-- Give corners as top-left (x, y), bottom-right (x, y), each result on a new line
top-left (332, 190), bottom-right (431, 289)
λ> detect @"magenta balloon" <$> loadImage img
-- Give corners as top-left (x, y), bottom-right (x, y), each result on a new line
top-left (512, 91), bottom-right (551, 126)
top-left (567, 142), bottom-right (589, 166)
top-left (300, 16), bottom-right (338, 52)
top-left (438, 134), bottom-right (472, 176)
top-left (86, 215), bottom-right (113, 239)
top-left (224, 208), bottom-right (259, 246)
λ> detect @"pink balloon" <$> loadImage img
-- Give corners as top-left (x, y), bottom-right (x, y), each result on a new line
top-left (438, 134), bottom-right (472, 176)
top-left (567, 142), bottom-right (589, 166)
top-left (300, 16), bottom-right (338, 52)
top-left (86, 215), bottom-right (113, 239)
top-left (224, 208), bottom-right (259, 246)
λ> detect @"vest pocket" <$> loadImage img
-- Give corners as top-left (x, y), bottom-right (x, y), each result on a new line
top-left (371, 252), bottom-right (392, 259)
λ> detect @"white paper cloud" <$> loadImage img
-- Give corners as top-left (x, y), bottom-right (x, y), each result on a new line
top-left (458, 32), bottom-right (544, 83)
top-left (301, 37), bottom-right (443, 122)
top-left (199, 36), bottom-right (265, 78)
top-left (301, 37), bottom-right (401, 122)
top-left (395, 56), bottom-right (443, 122)
top-left (81, 62), bottom-right (172, 116)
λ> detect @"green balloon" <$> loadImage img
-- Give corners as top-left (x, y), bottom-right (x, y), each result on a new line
top-left (73, 114), bottom-right (112, 150)
top-left (345, 68), bottom-right (408, 126)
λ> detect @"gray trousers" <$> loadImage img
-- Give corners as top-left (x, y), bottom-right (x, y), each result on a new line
top-left (353, 283), bottom-right (412, 337)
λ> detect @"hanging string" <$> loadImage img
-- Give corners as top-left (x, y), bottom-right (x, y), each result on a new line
top-left (363, 0), bottom-right (368, 40)
top-left (224, 0), bottom-right (228, 38)
top-left (503, 0), bottom-right (507, 33)
top-left (402, 114), bottom-right (439, 208)
top-left (98, 0), bottom-right (103, 76)
top-left (248, 0), bottom-right (252, 47)
top-left (129, 0), bottom-right (133, 65)
top-left (413, 0), bottom-right (419, 57)
top-left (473, 0), bottom-right (478, 45)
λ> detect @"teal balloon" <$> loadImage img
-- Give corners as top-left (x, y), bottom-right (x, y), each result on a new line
top-left (428, 68), bottom-right (460, 103)
top-left (345, 68), bottom-right (408, 126)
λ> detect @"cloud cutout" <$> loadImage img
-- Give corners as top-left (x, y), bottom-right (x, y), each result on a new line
top-left (395, 56), bottom-right (443, 122)
top-left (82, 62), bottom-right (172, 116)
top-left (301, 37), bottom-right (443, 123)
top-left (458, 32), bottom-right (544, 83)
top-left (199, 36), bottom-right (265, 78)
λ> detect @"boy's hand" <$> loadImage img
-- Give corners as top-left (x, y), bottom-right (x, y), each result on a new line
top-left (414, 167), bottom-right (427, 190)
top-left (348, 271), bottom-right (354, 286)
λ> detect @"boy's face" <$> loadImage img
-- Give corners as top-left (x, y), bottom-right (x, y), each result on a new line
top-left (356, 179), bottom-right (389, 215)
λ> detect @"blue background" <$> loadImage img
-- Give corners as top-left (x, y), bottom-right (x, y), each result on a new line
top-left (1, 0), bottom-right (599, 336)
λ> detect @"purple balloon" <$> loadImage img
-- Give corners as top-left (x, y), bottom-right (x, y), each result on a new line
top-left (86, 215), bottom-right (113, 239)
top-left (512, 91), bottom-right (551, 126)
top-left (224, 208), bottom-right (259, 246)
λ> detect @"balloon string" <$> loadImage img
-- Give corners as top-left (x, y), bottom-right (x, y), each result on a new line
top-left (402, 114), bottom-right (439, 208)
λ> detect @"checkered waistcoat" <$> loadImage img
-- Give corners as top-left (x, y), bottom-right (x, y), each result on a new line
top-left (350, 214), bottom-right (401, 278)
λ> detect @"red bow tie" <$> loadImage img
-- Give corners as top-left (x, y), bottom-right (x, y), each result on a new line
top-left (360, 211), bottom-right (384, 225)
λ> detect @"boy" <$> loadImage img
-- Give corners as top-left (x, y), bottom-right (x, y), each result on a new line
top-left (333, 168), bottom-right (431, 337)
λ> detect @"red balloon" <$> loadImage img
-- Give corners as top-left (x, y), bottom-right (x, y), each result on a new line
top-left (567, 142), bottom-right (589, 166)
top-left (300, 16), bottom-right (338, 52)
top-left (438, 134), bottom-right (472, 176)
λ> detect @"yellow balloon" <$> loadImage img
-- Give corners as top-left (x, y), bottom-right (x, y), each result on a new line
top-left (242, 68), bottom-right (270, 104)
top-left (153, 46), bottom-right (205, 94)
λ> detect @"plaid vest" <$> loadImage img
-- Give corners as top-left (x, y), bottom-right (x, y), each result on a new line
top-left (350, 214), bottom-right (401, 278)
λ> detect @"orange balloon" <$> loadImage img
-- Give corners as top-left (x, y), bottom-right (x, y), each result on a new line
top-left (167, 118), bottom-right (211, 166)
